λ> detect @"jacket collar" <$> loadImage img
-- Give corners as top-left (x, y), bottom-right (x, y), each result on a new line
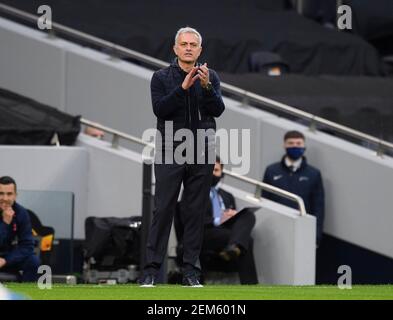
top-left (171, 57), bottom-right (200, 73)
top-left (280, 155), bottom-right (307, 172)
top-left (170, 58), bottom-right (188, 79)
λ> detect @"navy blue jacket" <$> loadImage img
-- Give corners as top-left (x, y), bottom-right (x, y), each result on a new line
top-left (0, 202), bottom-right (35, 265)
top-left (151, 59), bottom-right (225, 136)
top-left (262, 157), bottom-right (325, 245)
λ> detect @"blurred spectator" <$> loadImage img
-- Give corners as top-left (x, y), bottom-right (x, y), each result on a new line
top-left (262, 131), bottom-right (325, 246)
top-left (249, 51), bottom-right (290, 75)
top-left (175, 156), bottom-right (258, 284)
top-left (84, 126), bottom-right (104, 139)
top-left (201, 156), bottom-right (258, 284)
top-left (301, 0), bottom-right (337, 28)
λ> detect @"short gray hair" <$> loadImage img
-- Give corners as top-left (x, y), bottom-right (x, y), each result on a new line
top-left (174, 27), bottom-right (202, 46)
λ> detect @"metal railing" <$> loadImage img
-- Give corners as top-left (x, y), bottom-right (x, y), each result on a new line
top-left (223, 169), bottom-right (307, 216)
top-left (0, 3), bottom-right (392, 156)
top-left (81, 118), bottom-right (307, 216)
top-left (81, 118), bottom-right (154, 150)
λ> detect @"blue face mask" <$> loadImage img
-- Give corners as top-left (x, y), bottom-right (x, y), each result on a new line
top-left (286, 147), bottom-right (305, 160)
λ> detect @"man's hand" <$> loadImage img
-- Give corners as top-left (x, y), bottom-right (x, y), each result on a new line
top-left (220, 209), bottom-right (237, 225)
top-left (198, 63), bottom-right (210, 88)
top-left (1, 206), bottom-right (15, 225)
top-left (0, 258), bottom-right (7, 269)
top-left (181, 66), bottom-right (200, 90)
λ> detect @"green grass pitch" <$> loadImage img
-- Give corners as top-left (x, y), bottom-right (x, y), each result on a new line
top-left (3, 283), bottom-right (393, 300)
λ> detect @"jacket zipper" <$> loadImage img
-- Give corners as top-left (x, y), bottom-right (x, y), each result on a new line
top-left (187, 90), bottom-right (191, 128)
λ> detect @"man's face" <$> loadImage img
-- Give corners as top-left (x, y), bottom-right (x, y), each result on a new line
top-left (173, 32), bottom-right (202, 64)
top-left (284, 138), bottom-right (305, 149)
top-left (0, 184), bottom-right (17, 209)
top-left (213, 162), bottom-right (223, 177)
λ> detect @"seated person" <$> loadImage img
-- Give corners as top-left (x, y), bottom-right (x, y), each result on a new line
top-left (84, 126), bottom-right (104, 139)
top-left (0, 176), bottom-right (39, 282)
top-left (201, 156), bottom-right (258, 284)
top-left (262, 130), bottom-right (325, 246)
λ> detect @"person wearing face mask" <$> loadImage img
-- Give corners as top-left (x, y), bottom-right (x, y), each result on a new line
top-left (200, 156), bottom-right (258, 284)
top-left (262, 130), bottom-right (325, 246)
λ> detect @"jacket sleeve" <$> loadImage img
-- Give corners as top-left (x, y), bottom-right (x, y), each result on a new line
top-left (229, 192), bottom-right (237, 210)
top-left (4, 209), bottom-right (35, 265)
top-left (151, 71), bottom-right (186, 119)
top-left (202, 71), bottom-right (225, 117)
top-left (0, 221), bottom-right (8, 248)
top-left (310, 171), bottom-right (325, 245)
top-left (261, 168), bottom-right (275, 201)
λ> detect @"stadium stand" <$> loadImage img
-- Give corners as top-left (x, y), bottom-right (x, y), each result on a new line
top-left (219, 74), bottom-right (393, 143)
top-left (0, 0), bottom-right (386, 76)
top-left (1, 0), bottom-right (391, 146)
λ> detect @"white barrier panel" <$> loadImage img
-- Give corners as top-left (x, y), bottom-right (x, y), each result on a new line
top-left (65, 49), bottom-right (155, 141)
top-left (222, 185), bottom-right (316, 285)
top-left (0, 145), bottom-right (88, 238)
top-left (76, 134), bottom-right (143, 224)
top-left (0, 18), bottom-right (67, 109)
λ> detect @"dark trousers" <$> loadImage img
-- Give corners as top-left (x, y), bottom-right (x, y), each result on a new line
top-left (202, 210), bottom-right (258, 284)
top-left (1, 254), bottom-right (40, 282)
top-left (144, 162), bottom-right (214, 275)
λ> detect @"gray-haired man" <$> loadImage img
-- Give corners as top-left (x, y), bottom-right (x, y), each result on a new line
top-left (140, 27), bottom-right (225, 287)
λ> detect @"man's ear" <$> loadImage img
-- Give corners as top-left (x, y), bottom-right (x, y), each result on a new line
top-left (173, 45), bottom-right (178, 57)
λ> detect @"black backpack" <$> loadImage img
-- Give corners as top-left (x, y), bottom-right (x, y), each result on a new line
top-left (84, 216), bottom-right (142, 270)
